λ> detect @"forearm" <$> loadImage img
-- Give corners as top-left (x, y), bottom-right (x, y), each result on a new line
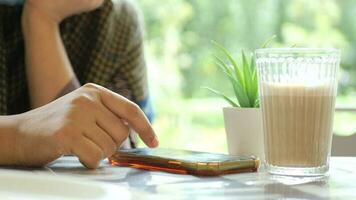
top-left (0, 116), bottom-right (21, 165)
top-left (22, 5), bottom-right (79, 108)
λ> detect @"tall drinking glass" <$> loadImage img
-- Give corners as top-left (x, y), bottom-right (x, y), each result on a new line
top-left (255, 48), bottom-right (340, 176)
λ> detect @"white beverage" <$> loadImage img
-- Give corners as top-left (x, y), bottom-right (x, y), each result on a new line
top-left (260, 82), bottom-right (336, 167)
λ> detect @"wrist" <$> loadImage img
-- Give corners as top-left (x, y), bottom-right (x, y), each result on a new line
top-left (22, 3), bottom-right (59, 38)
top-left (0, 115), bottom-right (23, 166)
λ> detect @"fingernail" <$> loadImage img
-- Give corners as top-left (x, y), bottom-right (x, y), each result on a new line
top-left (151, 137), bottom-right (159, 148)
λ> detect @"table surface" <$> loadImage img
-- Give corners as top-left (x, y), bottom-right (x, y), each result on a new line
top-left (5, 156), bottom-right (356, 199)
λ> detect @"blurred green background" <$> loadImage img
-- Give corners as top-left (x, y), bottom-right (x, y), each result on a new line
top-left (135, 0), bottom-right (356, 153)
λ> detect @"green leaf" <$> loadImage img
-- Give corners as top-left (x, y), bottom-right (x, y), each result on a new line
top-left (216, 62), bottom-right (234, 80)
top-left (261, 35), bottom-right (276, 48)
top-left (211, 40), bottom-right (261, 108)
top-left (212, 41), bottom-right (244, 86)
top-left (214, 55), bottom-right (251, 107)
top-left (204, 87), bottom-right (239, 107)
top-left (254, 99), bottom-right (260, 107)
top-left (241, 50), bottom-right (253, 107)
top-left (214, 55), bottom-right (233, 75)
top-left (250, 55), bottom-right (259, 106)
top-left (225, 74), bottom-right (251, 107)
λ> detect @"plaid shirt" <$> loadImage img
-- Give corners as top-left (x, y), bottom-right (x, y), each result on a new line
top-left (0, 0), bottom-right (153, 148)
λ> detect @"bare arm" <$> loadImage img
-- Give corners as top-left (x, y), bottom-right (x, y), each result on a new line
top-left (21, 0), bottom-right (103, 108)
top-left (22, 5), bottom-right (77, 108)
top-left (0, 116), bottom-right (20, 165)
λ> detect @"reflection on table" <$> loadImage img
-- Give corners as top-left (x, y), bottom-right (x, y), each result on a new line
top-left (16, 156), bottom-right (352, 199)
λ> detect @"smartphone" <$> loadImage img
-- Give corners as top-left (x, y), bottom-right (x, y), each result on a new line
top-left (108, 148), bottom-right (260, 176)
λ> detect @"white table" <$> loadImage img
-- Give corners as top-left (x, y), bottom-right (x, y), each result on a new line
top-left (9, 156), bottom-right (353, 199)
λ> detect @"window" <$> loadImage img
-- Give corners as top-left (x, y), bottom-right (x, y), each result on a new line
top-left (136, 0), bottom-right (356, 153)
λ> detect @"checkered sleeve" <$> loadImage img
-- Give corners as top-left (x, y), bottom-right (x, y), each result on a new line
top-left (103, 0), bottom-right (154, 148)
top-left (59, 0), bottom-right (154, 148)
top-left (107, 2), bottom-right (153, 148)
top-left (106, 0), bottom-right (154, 121)
top-left (61, 0), bottom-right (154, 118)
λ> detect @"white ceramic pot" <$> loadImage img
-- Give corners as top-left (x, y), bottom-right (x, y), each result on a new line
top-left (223, 107), bottom-right (264, 160)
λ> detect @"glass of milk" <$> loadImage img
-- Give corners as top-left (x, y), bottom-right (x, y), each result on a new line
top-left (255, 48), bottom-right (340, 176)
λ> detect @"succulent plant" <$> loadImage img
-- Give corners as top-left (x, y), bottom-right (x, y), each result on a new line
top-left (206, 35), bottom-right (276, 107)
top-left (206, 41), bottom-right (258, 107)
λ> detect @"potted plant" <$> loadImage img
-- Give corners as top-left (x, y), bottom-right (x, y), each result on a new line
top-left (206, 40), bottom-right (271, 160)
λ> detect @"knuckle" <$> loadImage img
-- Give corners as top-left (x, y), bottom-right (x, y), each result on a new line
top-left (126, 103), bottom-right (142, 118)
top-left (91, 0), bottom-right (104, 8)
top-left (81, 83), bottom-right (102, 100)
top-left (83, 160), bottom-right (100, 169)
top-left (84, 150), bottom-right (103, 169)
top-left (107, 144), bottom-right (117, 156)
top-left (117, 130), bottom-right (130, 145)
top-left (72, 94), bottom-right (96, 107)
top-left (137, 125), bottom-right (152, 137)
top-left (83, 82), bottom-right (97, 88)
top-left (83, 83), bottom-right (100, 90)
top-left (92, 150), bottom-right (103, 162)
top-left (102, 142), bottom-right (114, 156)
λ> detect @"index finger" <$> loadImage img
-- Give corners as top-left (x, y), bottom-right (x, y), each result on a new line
top-left (93, 85), bottom-right (159, 148)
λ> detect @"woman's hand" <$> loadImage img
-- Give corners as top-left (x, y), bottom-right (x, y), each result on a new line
top-left (14, 83), bottom-right (158, 169)
top-left (24, 0), bottom-right (104, 24)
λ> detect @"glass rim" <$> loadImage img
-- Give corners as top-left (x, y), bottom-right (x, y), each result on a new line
top-left (255, 48), bottom-right (340, 55)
